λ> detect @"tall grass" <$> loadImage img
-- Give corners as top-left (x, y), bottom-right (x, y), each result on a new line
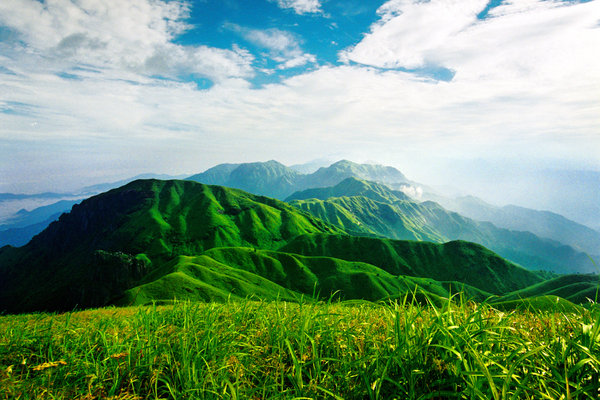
top-left (1, 296), bottom-right (599, 399)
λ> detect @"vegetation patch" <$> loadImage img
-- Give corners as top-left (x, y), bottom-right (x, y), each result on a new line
top-left (1, 297), bottom-right (599, 399)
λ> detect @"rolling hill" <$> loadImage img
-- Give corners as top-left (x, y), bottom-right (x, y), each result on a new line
top-left (0, 179), bottom-right (339, 312)
top-left (0, 179), bottom-right (545, 313)
top-left (288, 178), bottom-right (596, 274)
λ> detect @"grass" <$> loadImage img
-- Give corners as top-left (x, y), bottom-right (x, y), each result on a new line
top-left (1, 295), bottom-right (600, 399)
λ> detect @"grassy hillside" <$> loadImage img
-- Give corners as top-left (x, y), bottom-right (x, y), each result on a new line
top-left (286, 176), bottom-right (409, 203)
top-left (280, 234), bottom-right (543, 294)
top-left (291, 195), bottom-right (446, 242)
top-left (288, 179), bottom-right (596, 274)
top-left (0, 180), bottom-right (340, 313)
top-left (496, 274), bottom-right (600, 305)
top-left (1, 178), bottom-right (588, 314)
top-left (117, 247), bottom-right (492, 306)
top-left (2, 299), bottom-right (598, 399)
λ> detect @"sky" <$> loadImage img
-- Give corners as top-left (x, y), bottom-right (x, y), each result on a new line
top-left (0, 0), bottom-right (599, 202)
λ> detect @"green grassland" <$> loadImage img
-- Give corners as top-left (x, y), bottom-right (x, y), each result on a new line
top-left (1, 297), bottom-right (599, 399)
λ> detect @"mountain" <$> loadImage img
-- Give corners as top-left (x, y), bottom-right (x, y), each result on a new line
top-left (188, 160), bottom-right (301, 199)
top-left (0, 200), bottom-right (81, 247)
top-left (302, 160), bottom-right (409, 189)
top-left (0, 179), bottom-right (544, 313)
top-left (286, 177), bottom-right (409, 204)
top-left (0, 179), bottom-right (339, 312)
top-left (187, 160), bottom-right (411, 200)
top-left (0, 199), bottom-right (81, 229)
top-left (435, 195), bottom-right (600, 255)
top-left (280, 234), bottom-right (543, 295)
top-left (288, 179), bottom-right (596, 274)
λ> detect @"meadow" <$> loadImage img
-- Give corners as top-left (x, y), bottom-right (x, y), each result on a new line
top-left (1, 295), bottom-right (599, 399)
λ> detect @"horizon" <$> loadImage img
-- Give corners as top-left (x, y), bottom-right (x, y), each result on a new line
top-left (1, 0), bottom-right (599, 224)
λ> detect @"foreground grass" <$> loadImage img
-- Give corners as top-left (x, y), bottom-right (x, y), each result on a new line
top-left (1, 297), bottom-right (599, 399)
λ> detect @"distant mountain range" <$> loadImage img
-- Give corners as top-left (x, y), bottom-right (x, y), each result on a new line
top-left (287, 178), bottom-right (597, 274)
top-left (0, 200), bottom-right (81, 247)
top-left (187, 159), bottom-right (411, 200)
top-left (1, 159), bottom-right (598, 314)
top-left (431, 195), bottom-right (600, 255)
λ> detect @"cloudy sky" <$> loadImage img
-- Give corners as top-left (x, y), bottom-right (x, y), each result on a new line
top-left (1, 0), bottom-right (599, 195)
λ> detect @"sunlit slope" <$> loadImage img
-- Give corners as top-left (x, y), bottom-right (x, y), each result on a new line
top-left (119, 247), bottom-right (492, 306)
top-left (0, 179), bottom-right (340, 312)
top-left (289, 178), bottom-right (595, 273)
top-left (279, 234), bottom-right (543, 294)
top-left (496, 274), bottom-right (600, 305)
top-left (287, 175), bottom-right (409, 203)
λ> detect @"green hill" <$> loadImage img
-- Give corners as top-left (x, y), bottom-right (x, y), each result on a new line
top-left (3, 179), bottom-right (585, 314)
top-left (119, 247), bottom-right (492, 306)
top-left (279, 234), bottom-right (543, 294)
top-left (0, 179), bottom-right (339, 312)
top-left (286, 177), bottom-right (409, 203)
top-left (495, 274), bottom-right (600, 305)
top-left (289, 179), bottom-right (596, 274)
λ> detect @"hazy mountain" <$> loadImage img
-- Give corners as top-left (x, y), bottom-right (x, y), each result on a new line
top-left (0, 198), bottom-right (80, 247)
top-left (434, 195), bottom-right (600, 255)
top-left (289, 158), bottom-right (333, 174)
top-left (288, 179), bottom-right (597, 274)
top-left (188, 160), bottom-right (411, 200)
top-left (301, 160), bottom-right (409, 189)
top-left (78, 173), bottom-right (187, 195)
top-left (0, 199), bottom-right (80, 229)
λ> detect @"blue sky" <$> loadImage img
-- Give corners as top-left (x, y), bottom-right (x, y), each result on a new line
top-left (0, 0), bottom-right (599, 196)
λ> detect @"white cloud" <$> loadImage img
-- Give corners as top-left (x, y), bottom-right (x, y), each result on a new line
top-left (273, 0), bottom-right (322, 14)
top-left (226, 24), bottom-right (316, 69)
top-left (0, 0), bottom-right (253, 81)
top-left (0, 0), bottom-right (598, 194)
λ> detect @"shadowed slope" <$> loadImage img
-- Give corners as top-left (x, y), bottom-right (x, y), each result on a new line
top-left (0, 179), bottom-right (339, 312)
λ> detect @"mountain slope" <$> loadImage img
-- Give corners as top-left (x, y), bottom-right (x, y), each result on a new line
top-left (437, 195), bottom-right (600, 255)
top-left (286, 177), bottom-right (409, 203)
top-left (280, 234), bottom-right (543, 295)
top-left (0, 179), bottom-right (339, 312)
top-left (288, 180), bottom-right (596, 274)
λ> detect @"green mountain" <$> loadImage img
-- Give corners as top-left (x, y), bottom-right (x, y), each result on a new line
top-left (187, 160), bottom-right (410, 200)
top-left (118, 247), bottom-right (493, 306)
top-left (0, 179), bottom-right (339, 312)
top-left (0, 179), bottom-right (546, 313)
top-left (289, 179), bottom-right (596, 274)
top-left (286, 176), bottom-right (409, 204)
top-left (280, 234), bottom-right (543, 295)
